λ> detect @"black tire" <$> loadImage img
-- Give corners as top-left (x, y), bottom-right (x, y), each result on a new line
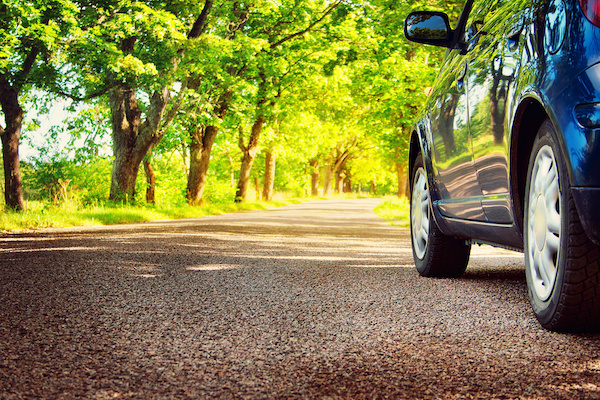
top-left (524, 120), bottom-right (600, 332)
top-left (410, 153), bottom-right (471, 278)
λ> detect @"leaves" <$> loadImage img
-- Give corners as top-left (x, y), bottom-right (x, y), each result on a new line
top-left (8, 0), bottom-right (466, 203)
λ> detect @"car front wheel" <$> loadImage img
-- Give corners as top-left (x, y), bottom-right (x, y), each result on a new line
top-left (524, 120), bottom-right (600, 331)
top-left (410, 153), bottom-right (471, 278)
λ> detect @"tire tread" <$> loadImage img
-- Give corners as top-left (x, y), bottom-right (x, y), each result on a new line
top-left (549, 194), bottom-right (600, 331)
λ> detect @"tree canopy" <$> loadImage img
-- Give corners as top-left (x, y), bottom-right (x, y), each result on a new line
top-left (1, 0), bottom-right (464, 209)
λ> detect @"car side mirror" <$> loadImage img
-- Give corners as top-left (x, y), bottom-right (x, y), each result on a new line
top-left (404, 11), bottom-right (453, 47)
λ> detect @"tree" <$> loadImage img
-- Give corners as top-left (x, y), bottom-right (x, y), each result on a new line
top-left (61, 0), bottom-right (212, 202)
top-left (230, 0), bottom-right (343, 202)
top-left (0, 0), bottom-right (78, 210)
top-left (182, 1), bottom-right (250, 205)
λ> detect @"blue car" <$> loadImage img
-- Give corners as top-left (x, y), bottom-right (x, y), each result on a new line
top-left (404, 0), bottom-right (600, 331)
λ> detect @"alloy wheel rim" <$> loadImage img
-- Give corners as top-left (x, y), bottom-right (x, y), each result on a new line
top-left (527, 145), bottom-right (561, 301)
top-left (411, 167), bottom-right (430, 260)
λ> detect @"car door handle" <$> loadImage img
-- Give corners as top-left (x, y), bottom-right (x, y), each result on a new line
top-left (506, 22), bottom-right (524, 51)
top-left (457, 63), bottom-right (468, 90)
top-left (507, 31), bottom-right (521, 51)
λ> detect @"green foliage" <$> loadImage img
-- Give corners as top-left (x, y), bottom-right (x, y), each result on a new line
top-left (374, 196), bottom-right (410, 227)
top-left (0, 197), bottom-right (303, 232)
top-left (23, 156), bottom-right (112, 205)
top-left (60, 1), bottom-right (188, 93)
top-left (6, 0), bottom-right (467, 216)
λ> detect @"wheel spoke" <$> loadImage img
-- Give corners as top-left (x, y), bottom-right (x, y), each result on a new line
top-left (533, 167), bottom-right (544, 193)
top-left (526, 143), bottom-right (562, 302)
top-left (546, 231), bottom-right (560, 254)
top-left (411, 167), bottom-right (430, 260)
top-left (547, 209), bottom-right (561, 234)
top-left (420, 196), bottom-right (429, 215)
top-left (542, 161), bottom-right (557, 189)
top-left (533, 248), bottom-right (544, 278)
top-left (541, 247), bottom-right (556, 285)
top-left (418, 227), bottom-right (428, 244)
top-left (535, 249), bottom-right (551, 289)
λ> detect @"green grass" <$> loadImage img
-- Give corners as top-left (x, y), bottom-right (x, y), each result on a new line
top-left (0, 193), bottom-right (393, 232)
top-left (0, 198), bottom-right (304, 232)
top-left (374, 196), bottom-right (410, 227)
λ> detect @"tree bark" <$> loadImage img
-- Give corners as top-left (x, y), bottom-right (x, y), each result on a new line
top-left (370, 180), bottom-right (377, 195)
top-left (0, 78), bottom-right (25, 210)
top-left (262, 151), bottom-right (276, 201)
top-left (343, 169), bottom-right (352, 193)
top-left (186, 125), bottom-right (219, 205)
top-left (108, 84), bottom-right (170, 202)
top-left (323, 165), bottom-right (333, 195)
top-left (108, 84), bottom-right (141, 202)
top-left (143, 150), bottom-right (156, 204)
top-left (309, 159), bottom-right (319, 196)
top-left (108, 3), bottom-right (212, 203)
top-left (335, 170), bottom-right (344, 194)
top-left (396, 162), bottom-right (408, 198)
top-left (343, 178), bottom-right (352, 193)
top-left (323, 145), bottom-right (353, 196)
top-left (254, 177), bottom-right (260, 200)
top-left (235, 117), bottom-right (264, 202)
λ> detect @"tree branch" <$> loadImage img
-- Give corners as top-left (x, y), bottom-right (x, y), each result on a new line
top-left (238, 128), bottom-right (248, 152)
top-left (160, 78), bottom-right (189, 134)
top-left (270, 1), bottom-right (341, 49)
top-left (54, 82), bottom-right (118, 102)
top-left (188, 0), bottom-right (213, 39)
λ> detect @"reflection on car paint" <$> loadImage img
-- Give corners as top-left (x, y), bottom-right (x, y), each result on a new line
top-left (545, 0), bottom-right (567, 54)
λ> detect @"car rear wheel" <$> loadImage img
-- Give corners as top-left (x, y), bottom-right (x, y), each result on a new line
top-left (524, 120), bottom-right (600, 331)
top-left (410, 153), bottom-right (471, 278)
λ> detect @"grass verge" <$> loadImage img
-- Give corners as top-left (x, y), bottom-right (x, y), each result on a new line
top-left (1, 193), bottom-right (388, 233)
top-left (374, 196), bottom-right (410, 227)
top-left (0, 199), bottom-right (304, 232)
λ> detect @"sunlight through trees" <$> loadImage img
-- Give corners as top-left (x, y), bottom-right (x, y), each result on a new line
top-left (1, 0), bottom-right (462, 210)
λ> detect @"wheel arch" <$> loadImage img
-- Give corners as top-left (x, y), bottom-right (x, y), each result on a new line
top-left (408, 127), bottom-right (424, 196)
top-left (510, 98), bottom-right (549, 233)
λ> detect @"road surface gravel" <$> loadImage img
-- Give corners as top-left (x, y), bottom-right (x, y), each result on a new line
top-left (1, 198), bottom-right (600, 399)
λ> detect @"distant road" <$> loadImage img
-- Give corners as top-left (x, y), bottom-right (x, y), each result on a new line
top-left (2, 199), bottom-right (599, 399)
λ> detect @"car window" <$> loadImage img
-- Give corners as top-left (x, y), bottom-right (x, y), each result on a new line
top-left (464, 0), bottom-right (504, 46)
top-left (467, 0), bottom-right (504, 28)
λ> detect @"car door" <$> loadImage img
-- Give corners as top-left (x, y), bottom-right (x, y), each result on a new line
top-left (463, 0), bottom-right (529, 223)
top-left (427, 24), bottom-right (486, 222)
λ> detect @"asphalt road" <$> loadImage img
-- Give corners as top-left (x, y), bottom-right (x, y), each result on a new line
top-left (1, 198), bottom-right (600, 399)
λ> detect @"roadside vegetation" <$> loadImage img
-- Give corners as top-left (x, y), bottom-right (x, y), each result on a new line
top-left (0, 194), bottom-right (380, 232)
top-left (1, 0), bottom-right (463, 228)
top-left (374, 196), bottom-right (410, 227)
top-left (0, 197), bottom-right (304, 231)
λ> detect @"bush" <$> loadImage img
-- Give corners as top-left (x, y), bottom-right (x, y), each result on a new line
top-left (374, 196), bottom-right (410, 227)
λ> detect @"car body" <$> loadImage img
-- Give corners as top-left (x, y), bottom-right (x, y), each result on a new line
top-left (404, 0), bottom-right (600, 331)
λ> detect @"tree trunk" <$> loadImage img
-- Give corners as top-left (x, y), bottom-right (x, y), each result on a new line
top-left (335, 171), bottom-right (343, 194)
top-left (186, 125), bottom-right (219, 205)
top-left (236, 148), bottom-right (257, 202)
top-left (0, 80), bottom-right (25, 211)
top-left (343, 179), bottom-right (352, 193)
top-left (323, 144), bottom-right (354, 196)
top-left (143, 151), bottom-right (156, 204)
top-left (323, 165), bottom-right (333, 195)
top-left (309, 159), bottom-right (319, 196)
top-left (254, 177), bottom-right (260, 200)
top-left (108, 84), bottom-right (141, 202)
top-left (262, 151), bottom-right (276, 201)
top-left (370, 180), bottom-right (377, 195)
top-left (396, 162), bottom-right (408, 198)
top-left (108, 84), bottom-right (170, 202)
top-left (235, 117), bottom-right (264, 202)
top-left (343, 169), bottom-right (352, 193)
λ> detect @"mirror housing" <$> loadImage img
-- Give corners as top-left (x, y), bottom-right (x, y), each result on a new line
top-left (404, 12), bottom-right (453, 47)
